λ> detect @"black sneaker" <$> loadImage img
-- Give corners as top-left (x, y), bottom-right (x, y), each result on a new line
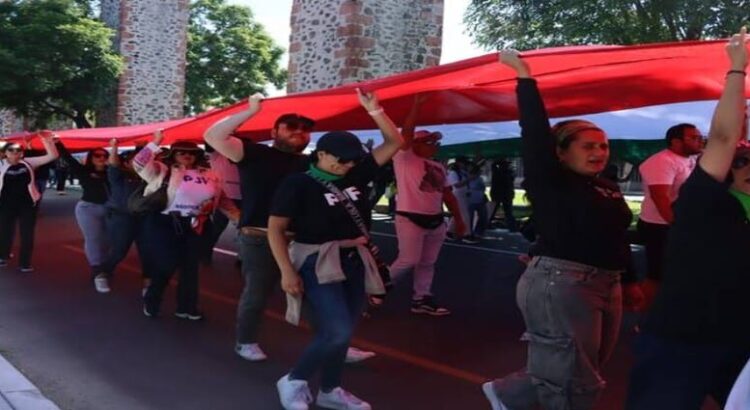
top-left (461, 236), bottom-right (480, 244)
top-left (175, 311), bottom-right (204, 321)
top-left (0, 259), bottom-right (7, 267)
top-left (19, 266), bottom-right (34, 273)
top-left (411, 296), bottom-right (451, 316)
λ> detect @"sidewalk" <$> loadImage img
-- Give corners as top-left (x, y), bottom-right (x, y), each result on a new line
top-left (0, 354), bottom-right (59, 410)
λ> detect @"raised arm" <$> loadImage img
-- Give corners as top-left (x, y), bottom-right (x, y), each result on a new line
top-left (701, 27), bottom-right (749, 181)
top-left (401, 94), bottom-right (426, 150)
top-left (499, 50), bottom-right (558, 184)
top-left (108, 138), bottom-right (121, 168)
top-left (203, 94), bottom-right (263, 163)
top-left (24, 132), bottom-right (59, 169)
top-left (357, 88), bottom-right (404, 166)
top-left (132, 130), bottom-right (166, 184)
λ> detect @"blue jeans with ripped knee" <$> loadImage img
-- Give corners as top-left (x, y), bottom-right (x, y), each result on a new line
top-left (289, 248), bottom-right (366, 391)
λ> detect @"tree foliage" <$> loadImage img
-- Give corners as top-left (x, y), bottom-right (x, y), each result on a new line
top-left (464, 0), bottom-right (750, 50)
top-left (0, 0), bottom-right (122, 128)
top-left (185, 0), bottom-right (286, 115)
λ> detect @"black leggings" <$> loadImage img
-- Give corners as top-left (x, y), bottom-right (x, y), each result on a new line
top-left (0, 204), bottom-right (37, 267)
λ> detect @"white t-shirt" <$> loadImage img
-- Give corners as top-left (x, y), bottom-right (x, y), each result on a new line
top-left (639, 149), bottom-right (697, 224)
top-left (447, 169), bottom-right (469, 202)
top-left (164, 169), bottom-right (219, 217)
top-left (393, 149), bottom-right (450, 215)
top-left (209, 152), bottom-right (241, 200)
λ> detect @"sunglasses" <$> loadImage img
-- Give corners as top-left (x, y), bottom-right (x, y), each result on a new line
top-left (92, 152), bottom-right (109, 159)
top-left (5, 148), bottom-right (22, 153)
top-left (280, 120), bottom-right (314, 132)
top-left (732, 155), bottom-right (750, 170)
top-left (327, 152), bottom-right (360, 165)
top-left (174, 150), bottom-right (198, 156)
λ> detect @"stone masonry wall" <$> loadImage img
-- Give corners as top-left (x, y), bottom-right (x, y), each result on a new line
top-left (0, 110), bottom-right (23, 136)
top-left (288, 0), bottom-right (444, 93)
top-left (116, 0), bottom-right (189, 125)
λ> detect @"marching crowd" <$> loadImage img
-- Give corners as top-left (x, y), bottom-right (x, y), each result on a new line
top-left (1, 30), bottom-right (750, 410)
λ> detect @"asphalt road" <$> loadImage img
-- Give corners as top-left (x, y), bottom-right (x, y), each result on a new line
top-left (0, 190), bottom-right (719, 410)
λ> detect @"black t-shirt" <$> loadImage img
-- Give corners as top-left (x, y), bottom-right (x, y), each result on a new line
top-left (237, 140), bottom-right (309, 228)
top-left (271, 155), bottom-right (380, 244)
top-left (517, 78), bottom-right (634, 275)
top-left (643, 165), bottom-right (750, 345)
top-left (1, 163), bottom-right (33, 207)
top-left (58, 144), bottom-right (110, 204)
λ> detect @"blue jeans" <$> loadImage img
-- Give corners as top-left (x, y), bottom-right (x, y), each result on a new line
top-left (626, 333), bottom-right (750, 410)
top-left (290, 249), bottom-right (366, 391)
top-left (469, 201), bottom-right (488, 236)
top-left (75, 201), bottom-right (110, 272)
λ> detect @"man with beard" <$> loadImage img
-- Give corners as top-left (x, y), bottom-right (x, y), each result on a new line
top-left (204, 95), bottom-right (374, 363)
top-left (637, 123), bottom-right (703, 307)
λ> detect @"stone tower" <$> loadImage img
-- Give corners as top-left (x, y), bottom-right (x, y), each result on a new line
top-left (287, 0), bottom-right (444, 93)
top-left (100, 0), bottom-right (190, 125)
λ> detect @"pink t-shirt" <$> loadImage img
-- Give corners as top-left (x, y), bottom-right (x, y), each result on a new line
top-left (639, 149), bottom-right (697, 224)
top-left (393, 149), bottom-right (450, 215)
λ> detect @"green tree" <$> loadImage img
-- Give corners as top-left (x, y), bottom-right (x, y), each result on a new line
top-left (186, 0), bottom-right (286, 115)
top-left (464, 0), bottom-right (750, 50)
top-left (0, 0), bottom-right (122, 128)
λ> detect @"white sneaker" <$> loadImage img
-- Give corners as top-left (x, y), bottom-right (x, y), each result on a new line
top-left (235, 343), bottom-right (267, 362)
top-left (277, 374), bottom-right (312, 410)
top-left (344, 347), bottom-right (376, 364)
top-left (482, 382), bottom-right (509, 410)
top-left (94, 274), bottom-right (110, 293)
top-left (317, 387), bottom-right (371, 410)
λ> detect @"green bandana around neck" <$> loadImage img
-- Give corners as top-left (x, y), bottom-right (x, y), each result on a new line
top-left (729, 188), bottom-right (750, 219)
top-left (308, 164), bottom-right (342, 181)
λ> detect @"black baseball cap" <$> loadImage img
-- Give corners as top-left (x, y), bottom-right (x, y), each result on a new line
top-left (316, 131), bottom-right (366, 162)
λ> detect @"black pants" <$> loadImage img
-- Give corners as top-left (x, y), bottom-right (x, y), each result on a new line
top-left (55, 170), bottom-right (68, 191)
top-left (491, 194), bottom-right (517, 231)
top-left (101, 210), bottom-right (148, 278)
top-left (141, 213), bottom-right (210, 315)
top-left (636, 219), bottom-right (669, 281)
top-left (0, 204), bottom-right (37, 267)
top-left (626, 333), bottom-right (750, 410)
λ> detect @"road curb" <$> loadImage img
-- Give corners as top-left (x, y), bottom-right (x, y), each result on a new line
top-left (0, 354), bottom-right (59, 410)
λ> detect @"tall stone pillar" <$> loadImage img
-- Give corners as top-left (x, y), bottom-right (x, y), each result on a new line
top-left (287, 0), bottom-right (444, 93)
top-left (102, 0), bottom-right (190, 125)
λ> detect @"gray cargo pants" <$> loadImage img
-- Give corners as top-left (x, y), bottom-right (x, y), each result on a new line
top-left (489, 256), bottom-right (623, 410)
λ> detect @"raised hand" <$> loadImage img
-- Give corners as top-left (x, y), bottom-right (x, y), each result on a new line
top-left (248, 92), bottom-right (264, 114)
top-left (356, 87), bottom-right (381, 112)
top-left (727, 26), bottom-right (749, 70)
top-left (499, 49), bottom-right (531, 77)
top-left (109, 138), bottom-right (118, 148)
top-left (153, 128), bottom-right (164, 146)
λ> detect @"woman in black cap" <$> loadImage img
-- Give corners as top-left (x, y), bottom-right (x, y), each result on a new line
top-left (133, 131), bottom-right (238, 320)
top-left (268, 89), bottom-right (403, 410)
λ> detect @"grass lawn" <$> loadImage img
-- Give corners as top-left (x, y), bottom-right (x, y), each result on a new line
top-left (378, 189), bottom-right (644, 226)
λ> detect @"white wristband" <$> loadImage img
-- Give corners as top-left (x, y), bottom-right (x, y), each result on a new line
top-left (368, 108), bottom-right (385, 117)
